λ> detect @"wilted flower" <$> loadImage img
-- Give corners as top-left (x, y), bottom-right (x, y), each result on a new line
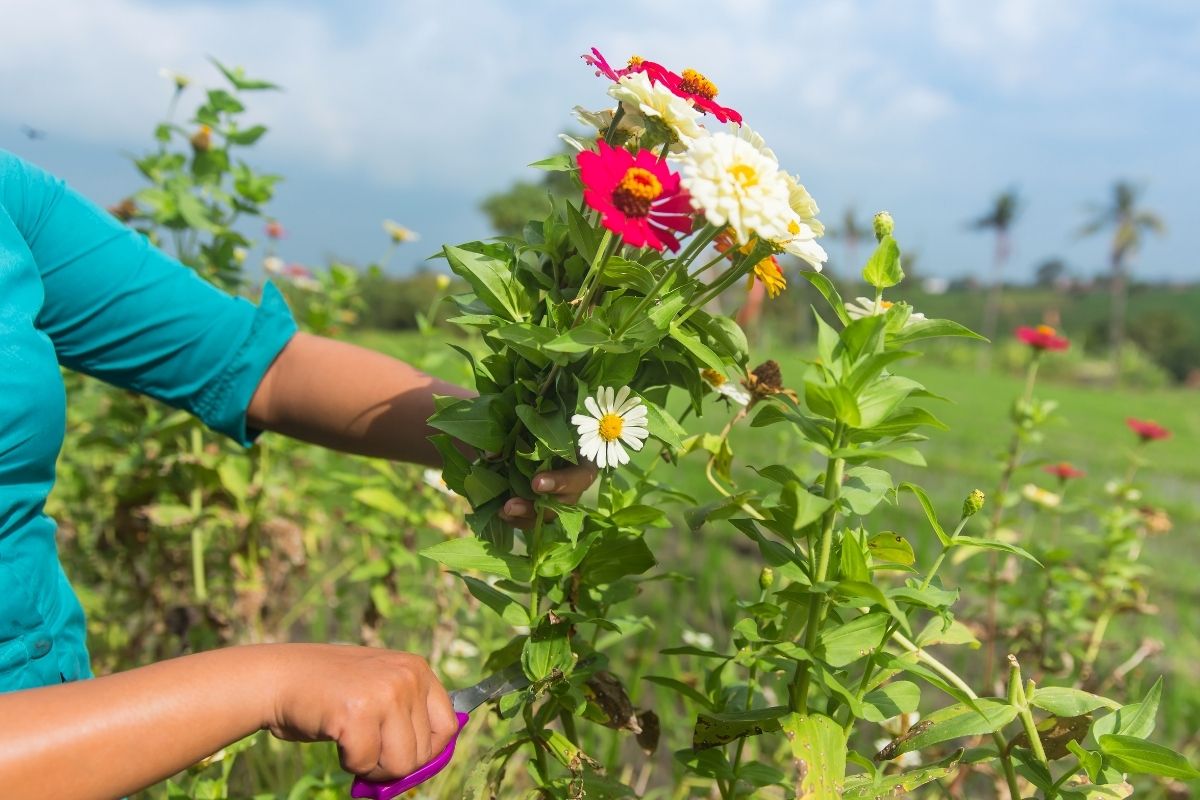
top-left (741, 360), bottom-right (796, 404)
top-left (572, 386), bottom-right (650, 469)
top-left (1043, 462), bottom-right (1085, 481)
top-left (1126, 417), bottom-right (1170, 443)
top-left (1021, 483), bottom-right (1062, 510)
top-left (846, 297), bottom-right (927, 327)
top-left (189, 125), bottom-right (212, 153)
top-left (578, 141), bottom-right (693, 252)
top-left (265, 220), bottom-right (286, 240)
top-left (1016, 324), bottom-right (1069, 351)
top-left (701, 368), bottom-right (751, 406)
top-left (383, 220), bottom-right (420, 244)
top-left (158, 67), bottom-right (190, 91)
top-left (681, 630), bottom-right (715, 650)
top-left (609, 72), bottom-right (706, 149)
top-left (107, 197), bottom-right (138, 222)
top-left (679, 131), bottom-right (794, 246)
top-left (1137, 506), bottom-right (1172, 535)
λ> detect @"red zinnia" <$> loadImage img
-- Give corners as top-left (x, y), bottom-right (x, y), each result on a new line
top-left (577, 141), bottom-right (693, 252)
top-left (1126, 417), bottom-right (1171, 442)
top-left (1043, 462), bottom-right (1085, 480)
top-left (582, 48), bottom-right (742, 125)
top-left (582, 48), bottom-right (674, 86)
top-left (1016, 324), bottom-right (1070, 351)
top-left (265, 220), bottom-right (286, 240)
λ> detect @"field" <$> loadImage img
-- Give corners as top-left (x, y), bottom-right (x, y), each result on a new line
top-left (351, 326), bottom-right (1200, 748)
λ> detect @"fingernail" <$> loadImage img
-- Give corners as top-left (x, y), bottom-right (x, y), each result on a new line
top-left (534, 476), bottom-right (556, 492)
top-left (506, 499), bottom-right (529, 516)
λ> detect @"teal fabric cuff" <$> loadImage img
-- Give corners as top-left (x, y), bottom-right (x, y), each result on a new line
top-left (196, 281), bottom-right (298, 447)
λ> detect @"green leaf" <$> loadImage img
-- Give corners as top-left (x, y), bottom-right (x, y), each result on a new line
top-left (224, 125), bottom-right (267, 145)
top-left (867, 532), bottom-right (916, 567)
top-left (778, 482), bottom-right (833, 533)
top-left (463, 466), bottom-right (510, 506)
top-left (1031, 687), bottom-right (1120, 718)
top-left (839, 531), bottom-right (870, 583)
top-left (529, 153), bottom-right (575, 171)
top-left (1098, 735), bottom-right (1200, 779)
top-left (642, 675), bottom-right (715, 711)
top-left (515, 405), bottom-right (577, 463)
top-left (875, 700), bottom-right (1018, 760)
top-left (780, 713), bottom-right (846, 800)
top-left (693, 707), bottom-right (788, 750)
top-left (841, 467), bottom-right (893, 516)
top-left (427, 395), bottom-right (505, 453)
top-left (1092, 678), bottom-right (1162, 740)
top-left (890, 317), bottom-right (987, 346)
top-left (209, 57), bottom-right (281, 91)
top-left (638, 395), bottom-right (683, 450)
top-left (422, 538), bottom-right (532, 581)
top-left (862, 681), bottom-right (922, 723)
top-left (669, 323), bottom-right (725, 371)
top-left (545, 316), bottom-right (610, 353)
top-left (610, 504), bottom-right (669, 528)
top-left (862, 235), bottom-right (904, 289)
top-left (952, 535), bottom-right (1042, 566)
top-left (443, 244), bottom-right (522, 321)
top-left (578, 534), bottom-right (655, 584)
top-left (522, 618), bottom-right (573, 680)
top-left (819, 612), bottom-right (890, 667)
top-left (799, 270), bottom-right (850, 325)
top-left (494, 323), bottom-right (558, 367)
top-left (459, 575), bottom-right (530, 626)
top-left (855, 374), bottom-right (922, 429)
top-left (832, 581), bottom-right (911, 635)
top-left (352, 487), bottom-right (407, 518)
top-left (843, 749), bottom-right (964, 799)
top-left (916, 618), bottom-right (979, 649)
top-left (898, 482), bottom-right (951, 547)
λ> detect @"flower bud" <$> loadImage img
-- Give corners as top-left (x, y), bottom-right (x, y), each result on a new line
top-left (189, 125), bottom-right (212, 153)
top-left (435, 274), bottom-right (451, 291)
top-left (962, 489), bottom-right (985, 518)
top-left (232, 246), bottom-right (247, 265)
top-left (759, 567), bottom-right (775, 591)
top-left (873, 211), bottom-right (894, 242)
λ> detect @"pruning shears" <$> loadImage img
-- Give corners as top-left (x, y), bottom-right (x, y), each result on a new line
top-left (349, 661), bottom-right (531, 799)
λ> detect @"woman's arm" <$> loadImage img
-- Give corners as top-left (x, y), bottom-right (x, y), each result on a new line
top-left (246, 333), bottom-right (597, 526)
top-left (0, 643), bottom-right (455, 800)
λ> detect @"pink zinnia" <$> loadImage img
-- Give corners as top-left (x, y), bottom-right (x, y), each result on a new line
top-left (663, 68), bottom-right (742, 124)
top-left (582, 48), bottom-right (675, 86)
top-left (577, 142), bottom-right (693, 252)
top-left (1016, 324), bottom-right (1070, 351)
top-left (1126, 417), bottom-right (1170, 443)
top-left (265, 220), bottom-right (286, 240)
top-left (1044, 462), bottom-right (1085, 480)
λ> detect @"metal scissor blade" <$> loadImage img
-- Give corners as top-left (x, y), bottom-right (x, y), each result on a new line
top-left (449, 662), bottom-right (530, 714)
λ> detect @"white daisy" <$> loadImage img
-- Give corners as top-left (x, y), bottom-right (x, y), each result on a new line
top-left (700, 369), bottom-right (751, 406)
top-left (572, 386), bottom-right (650, 469)
top-left (682, 630), bottom-right (715, 650)
top-left (677, 131), bottom-right (794, 246)
top-left (263, 256), bottom-right (321, 292)
top-left (846, 297), bottom-right (927, 327)
top-left (383, 220), bottom-right (420, 243)
top-left (608, 72), bottom-right (705, 149)
top-left (1021, 483), bottom-right (1062, 510)
top-left (158, 67), bottom-right (190, 90)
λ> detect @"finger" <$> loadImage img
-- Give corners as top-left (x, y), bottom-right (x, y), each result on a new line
top-left (372, 712), bottom-right (419, 781)
top-left (337, 719), bottom-right (384, 778)
top-left (426, 678), bottom-right (458, 751)
top-left (498, 498), bottom-right (535, 530)
top-left (409, 688), bottom-right (434, 766)
top-left (532, 464), bottom-right (598, 499)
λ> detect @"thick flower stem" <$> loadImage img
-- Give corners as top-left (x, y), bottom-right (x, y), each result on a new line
top-left (1009, 655), bottom-right (1055, 798)
top-left (612, 226), bottom-right (719, 339)
top-left (789, 423), bottom-right (847, 712)
top-left (528, 503), bottom-right (546, 618)
top-left (603, 105), bottom-right (626, 144)
top-left (891, 632), bottom-right (1023, 800)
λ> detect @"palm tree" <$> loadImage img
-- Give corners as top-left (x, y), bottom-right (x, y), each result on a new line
top-left (1079, 181), bottom-right (1166, 378)
top-left (970, 189), bottom-right (1021, 357)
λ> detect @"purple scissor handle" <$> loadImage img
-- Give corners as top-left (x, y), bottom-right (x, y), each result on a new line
top-left (349, 663), bottom-right (529, 800)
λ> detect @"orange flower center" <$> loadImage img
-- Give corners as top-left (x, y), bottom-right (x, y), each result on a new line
top-left (678, 68), bottom-right (718, 99)
top-left (753, 257), bottom-right (786, 298)
top-left (879, 300), bottom-right (894, 309)
top-left (598, 413), bottom-right (624, 442)
top-left (611, 167), bottom-right (663, 217)
top-left (701, 368), bottom-right (727, 387)
top-left (1037, 324), bottom-right (1057, 336)
top-left (627, 55), bottom-right (645, 69)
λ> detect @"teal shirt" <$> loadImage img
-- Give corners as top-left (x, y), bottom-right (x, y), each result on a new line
top-left (0, 149), bottom-right (297, 692)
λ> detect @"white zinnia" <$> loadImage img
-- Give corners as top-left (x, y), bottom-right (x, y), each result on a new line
top-left (678, 131), bottom-right (794, 245)
top-left (700, 369), bottom-right (751, 406)
top-left (608, 72), bottom-right (705, 149)
top-left (572, 386), bottom-right (650, 469)
top-left (846, 297), bottom-right (927, 328)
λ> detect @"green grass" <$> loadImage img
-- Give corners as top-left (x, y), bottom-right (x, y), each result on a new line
top-left (351, 327), bottom-right (1200, 747)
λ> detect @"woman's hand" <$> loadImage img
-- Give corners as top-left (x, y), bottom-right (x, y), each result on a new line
top-left (267, 645), bottom-right (458, 781)
top-left (498, 463), bottom-right (599, 529)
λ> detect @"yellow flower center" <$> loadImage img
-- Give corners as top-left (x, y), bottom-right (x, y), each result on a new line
top-left (627, 55), bottom-right (645, 69)
top-left (598, 413), bottom-right (624, 442)
top-left (879, 300), bottom-right (894, 309)
top-left (701, 368), bottom-right (727, 387)
top-left (678, 68), bottom-right (718, 99)
top-left (611, 167), bottom-right (663, 217)
top-left (1037, 324), bottom-right (1057, 335)
top-left (787, 219), bottom-right (801, 236)
top-left (727, 163), bottom-right (759, 189)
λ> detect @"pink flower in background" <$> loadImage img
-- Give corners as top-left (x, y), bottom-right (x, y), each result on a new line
top-left (1043, 462), bottom-right (1085, 480)
top-left (1015, 324), bottom-right (1069, 351)
top-left (1126, 417), bottom-right (1170, 443)
top-left (265, 220), bottom-right (286, 240)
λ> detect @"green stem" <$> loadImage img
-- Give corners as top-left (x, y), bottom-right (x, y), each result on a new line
top-left (603, 105), bottom-right (626, 144)
top-left (789, 422), bottom-right (848, 711)
top-left (571, 230), bottom-right (618, 326)
top-left (1009, 656), bottom-right (1054, 797)
top-left (528, 501), bottom-right (546, 618)
top-left (688, 249), bottom-right (731, 281)
top-left (891, 632), bottom-right (1023, 800)
top-left (920, 516), bottom-right (969, 591)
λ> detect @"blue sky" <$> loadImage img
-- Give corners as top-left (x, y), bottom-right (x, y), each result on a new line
top-left (2, 0), bottom-right (1197, 282)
